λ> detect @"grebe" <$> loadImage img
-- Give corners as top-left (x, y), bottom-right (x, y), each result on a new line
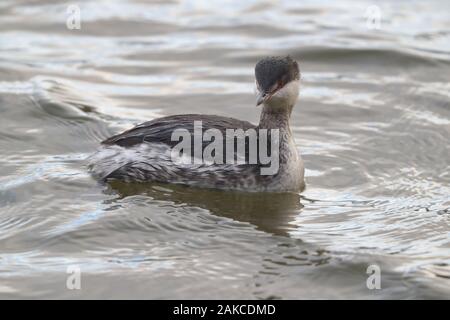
top-left (88, 56), bottom-right (305, 192)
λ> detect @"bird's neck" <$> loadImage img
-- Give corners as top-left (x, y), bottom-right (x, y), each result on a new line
top-left (258, 101), bottom-right (298, 169)
top-left (258, 102), bottom-right (293, 132)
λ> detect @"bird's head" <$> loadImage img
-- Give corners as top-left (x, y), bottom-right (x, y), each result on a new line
top-left (255, 56), bottom-right (300, 110)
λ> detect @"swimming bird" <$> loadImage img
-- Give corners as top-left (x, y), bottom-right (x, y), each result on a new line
top-left (88, 56), bottom-right (305, 192)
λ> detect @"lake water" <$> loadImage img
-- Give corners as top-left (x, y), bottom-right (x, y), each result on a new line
top-left (0, 0), bottom-right (449, 299)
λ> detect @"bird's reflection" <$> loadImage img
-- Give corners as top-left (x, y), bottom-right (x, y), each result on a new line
top-left (108, 181), bottom-right (303, 236)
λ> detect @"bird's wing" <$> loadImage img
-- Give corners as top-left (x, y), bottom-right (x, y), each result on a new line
top-left (102, 114), bottom-right (256, 148)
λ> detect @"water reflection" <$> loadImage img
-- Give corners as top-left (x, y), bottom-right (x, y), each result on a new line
top-left (109, 181), bottom-right (303, 237)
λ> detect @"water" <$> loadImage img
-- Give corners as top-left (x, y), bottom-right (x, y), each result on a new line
top-left (0, 0), bottom-right (449, 299)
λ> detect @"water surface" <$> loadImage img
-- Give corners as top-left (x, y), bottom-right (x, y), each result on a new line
top-left (0, 0), bottom-right (449, 299)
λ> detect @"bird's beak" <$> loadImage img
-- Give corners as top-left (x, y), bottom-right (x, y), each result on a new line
top-left (256, 91), bottom-right (267, 106)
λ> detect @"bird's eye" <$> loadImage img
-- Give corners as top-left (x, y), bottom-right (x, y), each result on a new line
top-left (274, 79), bottom-right (285, 92)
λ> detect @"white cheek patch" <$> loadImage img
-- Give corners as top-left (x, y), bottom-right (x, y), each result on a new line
top-left (272, 80), bottom-right (300, 106)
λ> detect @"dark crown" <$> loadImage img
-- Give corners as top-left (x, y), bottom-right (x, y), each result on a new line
top-left (255, 56), bottom-right (300, 93)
